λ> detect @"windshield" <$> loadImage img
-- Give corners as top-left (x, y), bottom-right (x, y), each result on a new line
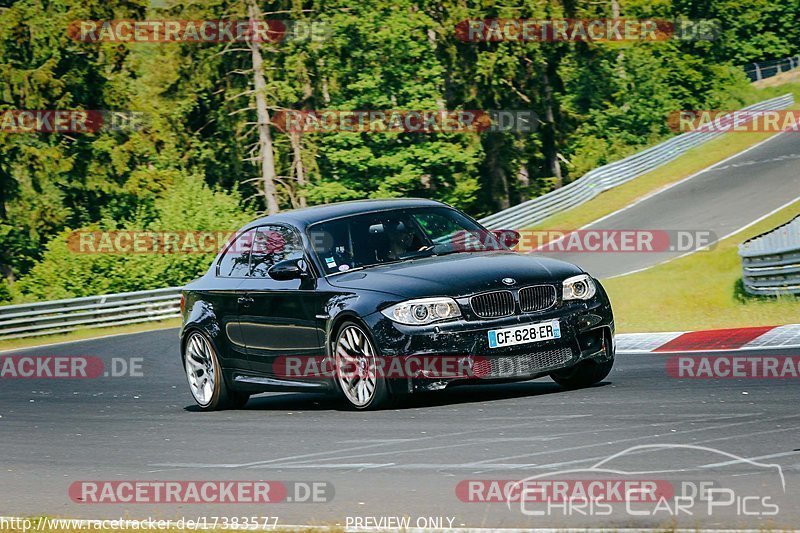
top-left (308, 206), bottom-right (503, 275)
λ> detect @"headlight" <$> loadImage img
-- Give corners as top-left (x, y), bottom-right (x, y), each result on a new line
top-left (562, 274), bottom-right (596, 300)
top-left (381, 297), bottom-right (462, 325)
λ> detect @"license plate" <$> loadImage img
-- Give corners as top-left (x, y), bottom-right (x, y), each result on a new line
top-left (488, 320), bottom-right (561, 349)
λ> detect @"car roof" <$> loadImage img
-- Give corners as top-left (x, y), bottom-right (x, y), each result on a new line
top-left (248, 198), bottom-right (448, 230)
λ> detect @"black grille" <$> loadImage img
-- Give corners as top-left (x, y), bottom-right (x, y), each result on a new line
top-left (519, 285), bottom-right (557, 313)
top-left (473, 347), bottom-right (573, 378)
top-left (470, 290), bottom-right (515, 318)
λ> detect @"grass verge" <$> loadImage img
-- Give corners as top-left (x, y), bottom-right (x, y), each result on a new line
top-left (603, 201), bottom-right (800, 333)
top-left (0, 318), bottom-right (181, 352)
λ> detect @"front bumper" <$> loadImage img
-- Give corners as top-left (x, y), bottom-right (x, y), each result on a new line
top-left (363, 296), bottom-right (614, 394)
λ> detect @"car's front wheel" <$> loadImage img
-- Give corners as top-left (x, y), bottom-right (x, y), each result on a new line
top-left (183, 330), bottom-right (249, 411)
top-left (550, 333), bottom-right (614, 389)
top-left (333, 321), bottom-right (392, 410)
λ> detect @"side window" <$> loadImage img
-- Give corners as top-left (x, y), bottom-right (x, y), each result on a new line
top-left (250, 225), bottom-right (305, 278)
top-left (217, 228), bottom-right (256, 278)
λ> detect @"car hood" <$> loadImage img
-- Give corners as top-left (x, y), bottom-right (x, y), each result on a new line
top-left (327, 252), bottom-right (584, 298)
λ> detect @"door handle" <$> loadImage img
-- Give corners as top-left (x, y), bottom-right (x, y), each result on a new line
top-left (237, 296), bottom-right (254, 306)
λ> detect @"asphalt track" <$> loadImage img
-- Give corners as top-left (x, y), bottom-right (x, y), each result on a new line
top-left (3, 131), bottom-right (800, 530)
top-left (2, 328), bottom-right (800, 529)
top-left (543, 131), bottom-right (800, 278)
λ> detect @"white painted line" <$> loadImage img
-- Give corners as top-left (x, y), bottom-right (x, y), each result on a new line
top-left (615, 331), bottom-right (684, 352)
top-left (702, 450), bottom-right (800, 468)
top-left (251, 462), bottom-right (397, 469)
top-left (581, 129), bottom-right (794, 230)
top-left (528, 130), bottom-right (797, 261)
top-left (743, 324), bottom-right (800, 349)
top-left (466, 413), bottom-right (800, 467)
top-left (634, 343), bottom-right (800, 354)
top-left (149, 417), bottom-right (576, 470)
top-left (614, 325), bottom-right (800, 354)
top-left (608, 196), bottom-right (800, 278)
top-left (246, 462), bottom-right (544, 471)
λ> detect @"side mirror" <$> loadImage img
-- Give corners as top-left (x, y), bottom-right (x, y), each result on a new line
top-left (492, 229), bottom-right (521, 250)
top-left (268, 258), bottom-right (309, 281)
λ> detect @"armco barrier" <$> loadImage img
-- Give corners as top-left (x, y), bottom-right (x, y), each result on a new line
top-left (0, 287), bottom-right (182, 340)
top-left (744, 55), bottom-right (800, 82)
top-left (478, 93), bottom-right (794, 230)
top-left (0, 94), bottom-right (795, 340)
top-left (739, 215), bottom-right (800, 296)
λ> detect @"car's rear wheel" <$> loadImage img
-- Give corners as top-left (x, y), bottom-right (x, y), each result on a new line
top-left (333, 322), bottom-right (392, 410)
top-left (184, 330), bottom-right (249, 411)
top-left (550, 332), bottom-right (614, 389)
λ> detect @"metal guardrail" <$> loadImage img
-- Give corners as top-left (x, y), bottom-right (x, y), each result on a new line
top-left (744, 56), bottom-right (800, 82)
top-left (0, 95), bottom-right (795, 341)
top-left (0, 287), bottom-right (182, 341)
top-left (478, 93), bottom-right (795, 230)
top-left (739, 216), bottom-right (800, 296)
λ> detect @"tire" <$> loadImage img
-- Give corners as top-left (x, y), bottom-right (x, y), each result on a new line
top-left (551, 333), bottom-right (614, 389)
top-left (183, 330), bottom-right (249, 411)
top-left (332, 321), bottom-right (393, 410)
top-left (228, 390), bottom-right (251, 409)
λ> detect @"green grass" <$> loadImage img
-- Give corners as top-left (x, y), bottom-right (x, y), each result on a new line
top-left (4, 86), bottom-right (799, 350)
top-left (603, 201), bottom-right (800, 333)
top-left (0, 318), bottom-right (181, 352)
top-left (531, 83), bottom-right (800, 233)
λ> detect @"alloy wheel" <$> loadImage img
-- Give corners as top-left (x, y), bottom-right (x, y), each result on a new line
top-left (184, 331), bottom-right (217, 407)
top-left (335, 325), bottom-right (378, 407)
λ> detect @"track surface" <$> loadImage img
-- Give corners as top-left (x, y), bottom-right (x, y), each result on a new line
top-left (545, 131), bottom-right (800, 278)
top-left (3, 133), bottom-right (800, 529)
top-left (2, 328), bottom-right (799, 529)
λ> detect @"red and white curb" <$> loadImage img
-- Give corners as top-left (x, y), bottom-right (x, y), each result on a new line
top-left (617, 324), bottom-right (800, 353)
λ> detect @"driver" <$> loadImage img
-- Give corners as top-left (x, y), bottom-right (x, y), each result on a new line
top-left (385, 219), bottom-right (422, 260)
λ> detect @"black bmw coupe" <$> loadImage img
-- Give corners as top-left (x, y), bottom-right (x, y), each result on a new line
top-left (180, 198), bottom-right (614, 410)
